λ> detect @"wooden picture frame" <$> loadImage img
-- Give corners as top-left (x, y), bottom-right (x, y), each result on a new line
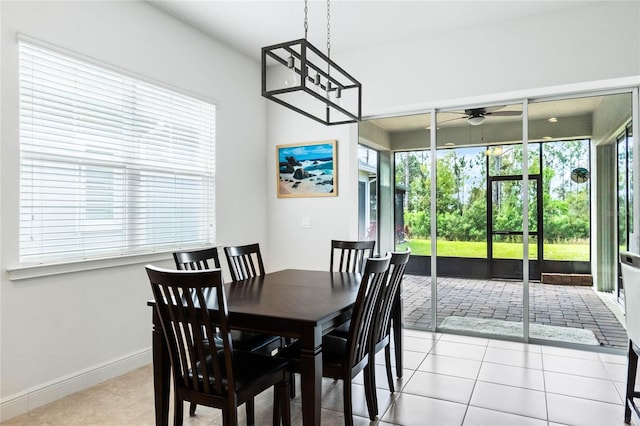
top-left (276, 140), bottom-right (337, 198)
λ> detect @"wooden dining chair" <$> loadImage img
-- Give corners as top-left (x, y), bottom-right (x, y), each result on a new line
top-left (145, 265), bottom-right (291, 426)
top-left (367, 249), bottom-right (411, 414)
top-left (280, 254), bottom-right (391, 425)
top-left (173, 246), bottom-right (281, 353)
top-left (173, 246), bottom-right (222, 271)
top-left (330, 239), bottom-right (376, 273)
top-left (620, 251), bottom-right (640, 425)
top-left (328, 249), bottom-right (411, 412)
top-left (224, 243), bottom-right (266, 281)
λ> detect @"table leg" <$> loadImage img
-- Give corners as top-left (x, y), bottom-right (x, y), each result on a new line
top-left (152, 308), bottom-right (170, 426)
top-left (392, 289), bottom-right (403, 377)
top-left (300, 326), bottom-right (322, 426)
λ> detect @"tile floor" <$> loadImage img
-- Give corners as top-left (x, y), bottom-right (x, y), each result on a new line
top-left (3, 329), bottom-right (637, 426)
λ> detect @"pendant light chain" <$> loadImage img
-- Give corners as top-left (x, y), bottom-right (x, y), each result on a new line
top-left (304, 0), bottom-right (308, 40)
top-left (260, 0), bottom-right (361, 125)
top-left (326, 0), bottom-right (331, 61)
top-left (326, 0), bottom-right (332, 93)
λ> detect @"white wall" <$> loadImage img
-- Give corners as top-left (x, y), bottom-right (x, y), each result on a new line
top-left (266, 104), bottom-right (360, 272)
top-left (0, 1), bottom-right (267, 419)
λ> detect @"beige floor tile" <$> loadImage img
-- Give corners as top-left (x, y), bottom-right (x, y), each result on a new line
top-left (541, 345), bottom-right (603, 361)
top-left (483, 346), bottom-right (543, 369)
top-left (542, 353), bottom-right (611, 379)
top-left (463, 406), bottom-right (547, 426)
top-left (430, 340), bottom-right (487, 361)
top-left (544, 370), bottom-right (622, 404)
top-left (374, 348), bottom-right (427, 371)
top-left (546, 393), bottom-right (626, 426)
top-left (402, 328), bottom-right (440, 340)
top-left (417, 353), bottom-right (482, 380)
top-left (477, 362), bottom-right (545, 391)
top-left (380, 393), bottom-right (467, 426)
top-left (402, 371), bottom-right (475, 405)
top-left (352, 364), bottom-right (414, 393)
top-left (402, 335), bottom-right (436, 353)
top-left (469, 381), bottom-right (547, 420)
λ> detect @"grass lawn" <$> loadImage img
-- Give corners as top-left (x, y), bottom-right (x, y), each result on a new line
top-left (397, 239), bottom-right (589, 261)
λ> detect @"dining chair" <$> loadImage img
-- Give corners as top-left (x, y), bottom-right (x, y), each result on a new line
top-left (145, 265), bottom-right (291, 426)
top-left (330, 239), bottom-right (376, 273)
top-left (224, 243), bottom-right (266, 281)
top-left (328, 249), bottom-right (411, 413)
top-left (367, 249), bottom-right (411, 414)
top-left (620, 251), bottom-right (640, 424)
top-left (173, 246), bottom-right (222, 271)
top-left (173, 247), bottom-right (285, 416)
top-left (173, 246), bottom-right (281, 353)
top-left (281, 254), bottom-right (391, 425)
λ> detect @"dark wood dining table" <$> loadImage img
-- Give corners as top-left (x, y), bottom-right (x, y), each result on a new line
top-left (149, 268), bottom-right (404, 426)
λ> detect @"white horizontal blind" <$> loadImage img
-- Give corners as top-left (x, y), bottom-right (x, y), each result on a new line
top-left (19, 41), bottom-right (216, 265)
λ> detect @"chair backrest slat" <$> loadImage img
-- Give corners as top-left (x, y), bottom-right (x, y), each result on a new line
top-left (330, 240), bottom-right (376, 273)
top-left (373, 249), bottom-right (411, 344)
top-left (224, 243), bottom-right (265, 281)
top-left (346, 254), bottom-right (391, 367)
top-left (146, 266), bottom-right (234, 397)
top-left (173, 247), bottom-right (221, 271)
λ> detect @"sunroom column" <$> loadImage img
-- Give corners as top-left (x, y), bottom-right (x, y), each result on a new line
top-left (592, 143), bottom-right (617, 292)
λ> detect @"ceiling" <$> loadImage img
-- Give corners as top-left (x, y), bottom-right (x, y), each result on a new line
top-left (148, 1), bottom-right (624, 137)
top-left (148, 1), bottom-right (584, 62)
top-left (369, 97), bottom-right (604, 133)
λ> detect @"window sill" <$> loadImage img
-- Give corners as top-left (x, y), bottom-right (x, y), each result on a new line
top-left (7, 251), bottom-right (174, 281)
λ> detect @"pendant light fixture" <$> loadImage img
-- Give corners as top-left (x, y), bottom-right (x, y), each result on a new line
top-left (261, 0), bottom-right (362, 126)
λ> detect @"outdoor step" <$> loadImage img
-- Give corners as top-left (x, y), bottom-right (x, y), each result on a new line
top-left (541, 273), bottom-right (593, 286)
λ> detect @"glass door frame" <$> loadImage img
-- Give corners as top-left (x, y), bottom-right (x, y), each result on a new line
top-left (370, 85), bottom-right (639, 345)
top-left (487, 173), bottom-right (543, 280)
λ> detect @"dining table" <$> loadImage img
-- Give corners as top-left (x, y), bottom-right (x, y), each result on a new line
top-left (148, 268), bottom-right (404, 426)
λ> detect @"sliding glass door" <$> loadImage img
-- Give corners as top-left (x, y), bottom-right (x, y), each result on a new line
top-left (359, 88), bottom-right (636, 349)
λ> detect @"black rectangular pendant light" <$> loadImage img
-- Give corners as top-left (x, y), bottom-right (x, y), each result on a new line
top-left (261, 38), bottom-right (361, 126)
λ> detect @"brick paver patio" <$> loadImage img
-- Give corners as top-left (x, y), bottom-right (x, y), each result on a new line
top-left (402, 275), bottom-right (628, 348)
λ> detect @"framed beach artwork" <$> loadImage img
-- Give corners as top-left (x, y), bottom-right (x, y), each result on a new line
top-left (276, 140), bottom-right (337, 198)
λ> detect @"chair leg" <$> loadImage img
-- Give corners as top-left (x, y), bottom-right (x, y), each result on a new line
top-left (625, 340), bottom-right (638, 423)
top-left (274, 379), bottom-right (291, 426)
top-left (282, 381), bottom-right (291, 426)
top-left (363, 364), bottom-right (378, 420)
top-left (385, 344), bottom-right (395, 393)
top-left (174, 398), bottom-right (184, 426)
top-left (246, 398), bottom-right (255, 426)
top-left (189, 402), bottom-right (197, 416)
top-left (223, 406), bottom-right (238, 426)
top-left (273, 387), bottom-right (280, 425)
top-left (289, 372), bottom-right (296, 399)
top-left (343, 378), bottom-right (354, 426)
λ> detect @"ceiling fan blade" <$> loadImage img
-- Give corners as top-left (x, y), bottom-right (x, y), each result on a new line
top-left (483, 106), bottom-right (507, 113)
top-left (487, 110), bottom-right (522, 116)
top-left (436, 116), bottom-right (466, 124)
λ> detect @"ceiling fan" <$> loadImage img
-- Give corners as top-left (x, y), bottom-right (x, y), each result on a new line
top-left (442, 106), bottom-right (522, 126)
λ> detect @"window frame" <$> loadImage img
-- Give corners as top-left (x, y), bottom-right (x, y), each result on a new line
top-left (12, 37), bottom-right (216, 278)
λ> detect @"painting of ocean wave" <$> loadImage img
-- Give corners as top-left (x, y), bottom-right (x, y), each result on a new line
top-left (276, 140), bottom-right (337, 198)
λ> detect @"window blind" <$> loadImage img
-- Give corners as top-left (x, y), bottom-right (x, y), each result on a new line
top-left (19, 41), bottom-right (216, 265)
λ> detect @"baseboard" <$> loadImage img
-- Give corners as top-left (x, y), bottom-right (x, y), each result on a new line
top-left (0, 347), bottom-right (152, 422)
